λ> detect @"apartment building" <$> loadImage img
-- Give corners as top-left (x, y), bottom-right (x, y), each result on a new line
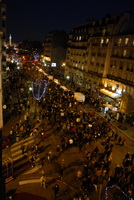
top-left (65, 21), bottom-right (90, 88)
top-left (0, 0), bottom-right (6, 80)
top-left (43, 30), bottom-right (68, 67)
top-left (0, 0), bottom-right (6, 128)
top-left (65, 12), bottom-right (134, 114)
top-left (0, 30), bottom-right (3, 129)
top-left (104, 13), bottom-right (134, 113)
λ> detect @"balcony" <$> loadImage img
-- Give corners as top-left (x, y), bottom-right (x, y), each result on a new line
top-left (107, 74), bottom-right (134, 86)
top-left (92, 43), bottom-right (98, 46)
top-left (111, 55), bottom-right (134, 61)
top-left (88, 70), bottom-right (103, 77)
top-left (69, 45), bottom-right (87, 50)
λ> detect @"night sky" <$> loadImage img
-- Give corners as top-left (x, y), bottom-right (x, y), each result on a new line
top-left (3, 0), bottom-right (133, 43)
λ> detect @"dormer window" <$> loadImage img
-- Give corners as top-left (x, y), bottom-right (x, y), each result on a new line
top-left (123, 49), bottom-right (127, 57)
top-left (106, 38), bottom-right (109, 44)
top-left (125, 38), bottom-right (129, 46)
top-left (79, 36), bottom-right (81, 41)
top-left (118, 38), bottom-right (122, 46)
top-left (102, 29), bottom-right (106, 36)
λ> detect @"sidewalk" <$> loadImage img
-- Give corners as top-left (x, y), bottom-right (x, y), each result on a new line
top-left (97, 112), bottom-right (134, 142)
top-left (82, 103), bottom-right (134, 143)
top-left (2, 99), bottom-right (38, 137)
top-left (96, 110), bottom-right (134, 142)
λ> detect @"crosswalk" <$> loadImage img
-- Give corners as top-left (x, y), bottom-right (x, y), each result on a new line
top-left (11, 136), bottom-right (35, 161)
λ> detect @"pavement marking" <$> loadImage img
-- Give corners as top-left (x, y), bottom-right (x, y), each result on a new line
top-left (23, 166), bottom-right (42, 175)
top-left (11, 137), bottom-right (35, 161)
top-left (12, 136), bottom-right (34, 147)
top-left (11, 139), bottom-right (34, 152)
top-left (19, 179), bottom-right (41, 185)
top-left (57, 179), bottom-right (75, 190)
top-left (11, 150), bottom-right (22, 157)
top-left (125, 144), bottom-right (134, 149)
top-left (12, 154), bottom-right (25, 161)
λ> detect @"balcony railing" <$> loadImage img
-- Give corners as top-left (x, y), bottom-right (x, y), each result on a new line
top-left (107, 74), bottom-right (134, 86)
top-left (68, 45), bottom-right (87, 49)
top-left (88, 70), bottom-right (103, 77)
top-left (111, 55), bottom-right (134, 60)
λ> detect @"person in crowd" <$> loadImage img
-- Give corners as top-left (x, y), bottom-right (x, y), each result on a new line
top-left (40, 175), bottom-right (47, 189)
top-left (52, 184), bottom-right (59, 199)
top-left (21, 144), bottom-right (25, 154)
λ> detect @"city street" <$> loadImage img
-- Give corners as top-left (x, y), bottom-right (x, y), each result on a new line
top-left (2, 63), bottom-right (134, 200)
top-left (3, 100), bottom-right (134, 200)
top-left (1, 1), bottom-right (134, 200)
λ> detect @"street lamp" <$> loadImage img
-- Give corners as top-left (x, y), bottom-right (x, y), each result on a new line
top-left (29, 86), bottom-right (33, 91)
top-left (62, 63), bottom-right (66, 67)
top-left (66, 75), bottom-right (70, 80)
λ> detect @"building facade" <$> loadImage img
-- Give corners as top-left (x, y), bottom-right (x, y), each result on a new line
top-left (43, 30), bottom-right (68, 67)
top-left (0, 30), bottom-right (3, 128)
top-left (65, 21), bottom-right (90, 89)
top-left (0, 0), bottom-right (6, 128)
top-left (0, 0), bottom-right (6, 81)
top-left (65, 12), bottom-right (134, 114)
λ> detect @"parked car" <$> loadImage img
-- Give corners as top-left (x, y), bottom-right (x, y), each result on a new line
top-left (2, 136), bottom-right (11, 149)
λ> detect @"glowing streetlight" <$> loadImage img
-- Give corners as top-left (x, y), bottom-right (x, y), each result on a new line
top-left (62, 63), bottom-right (66, 67)
top-left (66, 75), bottom-right (70, 80)
top-left (29, 87), bottom-right (33, 91)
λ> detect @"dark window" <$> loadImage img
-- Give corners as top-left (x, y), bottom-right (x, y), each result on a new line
top-left (119, 66), bottom-right (123, 70)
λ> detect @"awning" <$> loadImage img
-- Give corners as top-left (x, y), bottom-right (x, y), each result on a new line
top-left (54, 79), bottom-right (60, 85)
top-left (43, 72), bottom-right (47, 76)
top-left (47, 75), bottom-right (53, 80)
top-left (60, 85), bottom-right (69, 91)
top-left (74, 92), bottom-right (85, 102)
top-left (100, 89), bottom-right (121, 99)
top-left (100, 96), bottom-right (113, 102)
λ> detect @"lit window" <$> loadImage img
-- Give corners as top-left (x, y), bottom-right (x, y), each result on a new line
top-left (79, 36), bottom-right (81, 41)
top-left (106, 38), bottom-right (109, 44)
top-left (125, 38), bottom-right (129, 45)
top-left (123, 49), bottom-right (127, 57)
top-left (102, 29), bottom-right (106, 36)
top-left (129, 63), bottom-right (132, 69)
top-left (118, 38), bottom-right (122, 46)
top-left (114, 49), bottom-right (117, 55)
top-left (132, 40), bottom-right (134, 46)
top-left (101, 39), bottom-right (104, 44)
top-left (92, 57), bottom-right (94, 62)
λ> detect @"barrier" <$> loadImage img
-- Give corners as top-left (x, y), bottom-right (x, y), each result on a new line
top-left (2, 156), bottom-right (14, 183)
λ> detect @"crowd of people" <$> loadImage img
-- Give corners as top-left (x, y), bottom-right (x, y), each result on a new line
top-left (5, 66), bottom-right (134, 199)
top-left (32, 76), bottom-right (134, 199)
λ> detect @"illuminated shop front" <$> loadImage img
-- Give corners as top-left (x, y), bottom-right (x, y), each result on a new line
top-left (99, 88), bottom-right (121, 112)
